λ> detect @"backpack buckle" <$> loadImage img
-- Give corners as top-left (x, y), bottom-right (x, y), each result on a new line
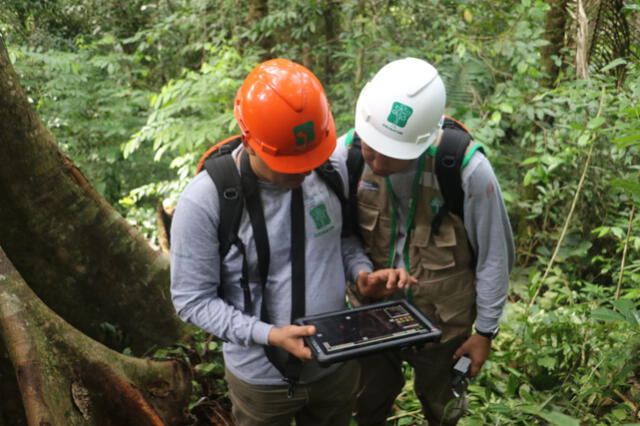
top-left (284, 377), bottom-right (298, 399)
top-left (440, 154), bottom-right (457, 168)
top-left (223, 187), bottom-right (240, 200)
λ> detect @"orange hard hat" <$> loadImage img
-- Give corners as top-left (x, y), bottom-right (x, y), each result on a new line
top-left (234, 59), bottom-right (336, 174)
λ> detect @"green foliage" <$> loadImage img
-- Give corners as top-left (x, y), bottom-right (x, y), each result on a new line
top-left (5, 0), bottom-right (640, 423)
top-left (0, 0), bottom-right (86, 47)
top-left (123, 46), bottom-right (257, 181)
top-left (10, 36), bottom-right (173, 206)
top-left (119, 0), bottom-right (248, 82)
top-left (461, 292), bottom-right (640, 425)
top-left (152, 329), bottom-right (230, 420)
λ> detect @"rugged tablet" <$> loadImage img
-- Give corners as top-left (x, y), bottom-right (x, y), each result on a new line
top-left (295, 300), bottom-right (441, 366)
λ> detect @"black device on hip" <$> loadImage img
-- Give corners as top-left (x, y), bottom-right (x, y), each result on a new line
top-left (294, 299), bottom-right (441, 367)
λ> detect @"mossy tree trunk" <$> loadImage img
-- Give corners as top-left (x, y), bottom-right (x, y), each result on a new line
top-left (541, 0), bottom-right (569, 87)
top-left (0, 34), bottom-right (205, 424)
top-left (0, 247), bottom-right (191, 425)
top-left (0, 37), bottom-right (189, 354)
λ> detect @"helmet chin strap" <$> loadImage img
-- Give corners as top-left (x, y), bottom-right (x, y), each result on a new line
top-left (431, 129), bottom-right (444, 148)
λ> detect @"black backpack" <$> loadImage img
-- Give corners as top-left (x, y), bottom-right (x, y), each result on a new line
top-left (345, 116), bottom-right (483, 235)
top-left (197, 136), bottom-right (348, 271)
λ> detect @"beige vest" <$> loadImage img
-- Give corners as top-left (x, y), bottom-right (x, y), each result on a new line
top-left (355, 151), bottom-right (477, 342)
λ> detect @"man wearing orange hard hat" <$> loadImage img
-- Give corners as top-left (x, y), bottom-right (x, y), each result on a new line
top-left (170, 59), bottom-right (412, 425)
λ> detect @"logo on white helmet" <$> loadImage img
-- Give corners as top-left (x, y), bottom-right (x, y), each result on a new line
top-left (382, 101), bottom-right (413, 135)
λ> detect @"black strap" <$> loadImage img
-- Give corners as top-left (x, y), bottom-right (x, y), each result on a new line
top-left (240, 152), bottom-right (304, 393)
top-left (289, 187), bottom-right (306, 324)
top-left (346, 132), bottom-right (365, 238)
top-left (235, 239), bottom-right (252, 314)
top-left (203, 150), bottom-right (244, 304)
top-left (204, 153), bottom-right (243, 258)
top-left (240, 153), bottom-right (270, 289)
top-left (432, 128), bottom-right (471, 235)
top-left (283, 187), bottom-right (305, 395)
top-left (442, 116), bottom-right (466, 132)
top-left (315, 160), bottom-right (350, 237)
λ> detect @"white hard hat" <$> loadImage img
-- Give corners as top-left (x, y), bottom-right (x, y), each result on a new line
top-left (355, 57), bottom-right (446, 159)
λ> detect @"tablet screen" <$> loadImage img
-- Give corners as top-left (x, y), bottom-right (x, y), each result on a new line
top-left (312, 302), bottom-right (428, 354)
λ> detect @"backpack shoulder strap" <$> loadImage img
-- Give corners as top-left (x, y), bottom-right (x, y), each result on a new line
top-left (315, 160), bottom-right (350, 237)
top-left (345, 130), bottom-right (365, 237)
top-left (201, 136), bottom-right (244, 258)
top-left (442, 115), bottom-right (471, 133)
top-left (346, 131), bottom-right (365, 195)
top-left (432, 128), bottom-right (471, 235)
top-left (316, 129), bottom-right (365, 239)
top-left (197, 135), bottom-right (243, 173)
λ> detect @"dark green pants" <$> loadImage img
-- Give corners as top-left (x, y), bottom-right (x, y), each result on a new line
top-left (353, 337), bottom-right (467, 426)
top-left (226, 361), bottom-right (360, 426)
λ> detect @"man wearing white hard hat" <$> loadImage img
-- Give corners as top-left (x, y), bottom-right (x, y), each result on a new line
top-left (342, 58), bottom-right (515, 425)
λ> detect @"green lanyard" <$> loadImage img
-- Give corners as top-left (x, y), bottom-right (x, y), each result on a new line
top-left (384, 154), bottom-right (426, 293)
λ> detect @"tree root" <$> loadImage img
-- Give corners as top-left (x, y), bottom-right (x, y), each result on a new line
top-left (0, 248), bottom-right (191, 425)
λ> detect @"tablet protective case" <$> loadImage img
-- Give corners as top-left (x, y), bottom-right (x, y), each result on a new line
top-left (295, 299), bottom-right (441, 366)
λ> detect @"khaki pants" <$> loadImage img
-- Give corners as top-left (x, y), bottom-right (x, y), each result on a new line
top-left (226, 361), bottom-right (360, 426)
top-left (353, 337), bottom-right (467, 426)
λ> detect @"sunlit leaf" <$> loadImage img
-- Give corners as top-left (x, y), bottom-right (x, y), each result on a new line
top-left (610, 179), bottom-right (640, 198)
top-left (587, 117), bottom-right (606, 129)
top-left (462, 9), bottom-right (473, 24)
top-left (600, 58), bottom-right (627, 73)
top-left (613, 132), bottom-right (640, 149)
top-left (591, 308), bottom-right (626, 323)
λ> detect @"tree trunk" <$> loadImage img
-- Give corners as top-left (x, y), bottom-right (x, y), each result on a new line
top-left (321, 0), bottom-right (340, 85)
top-left (0, 247), bottom-right (191, 425)
top-left (0, 38), bottom-right (189, 354)
top-left (575, 0), bottom-right (590, 79)
top-left (541, 0), bottom-right (569, 87)
top-left (156, 205), bottom-right (174, 254)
